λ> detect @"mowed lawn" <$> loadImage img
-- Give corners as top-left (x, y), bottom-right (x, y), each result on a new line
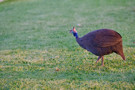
top-left (0, 0), bottom-right (135, 89)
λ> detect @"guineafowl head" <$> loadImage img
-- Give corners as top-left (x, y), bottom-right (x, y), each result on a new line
top-left (70, 27), bottom-right (78, 38)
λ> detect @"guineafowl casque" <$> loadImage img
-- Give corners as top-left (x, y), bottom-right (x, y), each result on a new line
top-left (70, 27), bottom-right (125, 66)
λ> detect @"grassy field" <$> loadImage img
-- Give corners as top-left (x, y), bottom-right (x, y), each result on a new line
top-left (0, 0), bottom-right (135, 89)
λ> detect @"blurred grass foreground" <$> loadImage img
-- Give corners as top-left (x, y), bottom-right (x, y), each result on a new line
top-left (0, 0), bottom-right (135, 89)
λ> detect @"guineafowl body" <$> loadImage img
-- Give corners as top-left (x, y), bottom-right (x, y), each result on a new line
top-left (70, 27), bottom-right (125, 66)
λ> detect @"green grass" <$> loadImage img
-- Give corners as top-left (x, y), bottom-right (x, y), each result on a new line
top-left (0, 0), bottom-right (135, 89)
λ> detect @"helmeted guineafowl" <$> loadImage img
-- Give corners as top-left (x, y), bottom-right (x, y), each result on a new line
top-left (70, 27), bottom-right (125, 66)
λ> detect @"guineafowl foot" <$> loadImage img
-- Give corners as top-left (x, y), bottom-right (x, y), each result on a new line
top-left (96, 56), bottom-right (102, 63)
top-left (101, 63), bottom-right (104, 66)
top-left (96, 56), bottom-right (104, 66)
top-left (101, 56), bottom-right (104, 66)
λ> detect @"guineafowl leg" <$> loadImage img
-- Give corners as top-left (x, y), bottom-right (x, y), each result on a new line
top-left (96, 56), bottom-right (102, 63)
top-left (101, 56), bottom-right (104, 66)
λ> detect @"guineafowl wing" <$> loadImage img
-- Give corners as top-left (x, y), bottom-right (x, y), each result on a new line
top-left (93, 35), bottom-right (122, 47)
top-left (92, 29), bottom-right (122, 47)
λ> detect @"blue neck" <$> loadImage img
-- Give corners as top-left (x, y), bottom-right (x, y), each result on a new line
top-left (73, 33), bottom-right (78, 38)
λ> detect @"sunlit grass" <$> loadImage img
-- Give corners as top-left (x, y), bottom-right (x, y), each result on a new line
top-left (0, 0), bottom-right (135, 89)
top-left (0, 47), bottom-right (135, 89)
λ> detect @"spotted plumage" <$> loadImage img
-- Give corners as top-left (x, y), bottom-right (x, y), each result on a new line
top-left (70, 27), bottom-right (125, 66)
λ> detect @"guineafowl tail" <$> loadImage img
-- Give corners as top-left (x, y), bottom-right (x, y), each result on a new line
top-left (120, 52), bottom-right (125, 60)
top-left (117, 45), bottom-right (125, 60)
top-left (113, 41), bottom-right (125, 60)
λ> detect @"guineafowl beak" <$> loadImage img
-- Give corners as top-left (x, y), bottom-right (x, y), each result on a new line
top-left (70, 30), bottom-right (73, 33)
